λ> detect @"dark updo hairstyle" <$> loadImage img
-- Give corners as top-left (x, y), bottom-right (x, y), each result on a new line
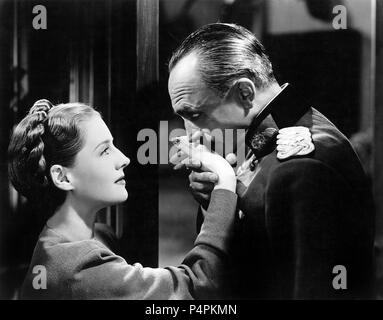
top-left (8, 99), bottom-right (100, 213)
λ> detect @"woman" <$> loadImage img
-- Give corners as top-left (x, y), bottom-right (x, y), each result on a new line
top-left (8, 99), bottom-right (237, 299)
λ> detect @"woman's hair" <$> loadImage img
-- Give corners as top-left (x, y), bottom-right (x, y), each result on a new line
top-left (8, 99), bottom-right (100, 211)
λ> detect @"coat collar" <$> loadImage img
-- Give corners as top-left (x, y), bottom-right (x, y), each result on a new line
top-left (245, 84), bottom-right (311, 159)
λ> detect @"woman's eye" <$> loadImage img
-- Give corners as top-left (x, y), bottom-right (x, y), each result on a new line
top-left (101, 147), bottom-right (110, 155)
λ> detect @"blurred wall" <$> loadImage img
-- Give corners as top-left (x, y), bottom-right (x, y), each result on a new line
top-left (268, 0), bottom-right (374, 131)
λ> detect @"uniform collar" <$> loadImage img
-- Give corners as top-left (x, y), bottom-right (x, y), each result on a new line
top-left (245, 83), bottom-right (310, 159)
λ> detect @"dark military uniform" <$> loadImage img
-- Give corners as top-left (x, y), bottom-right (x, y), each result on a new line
top-left (199, 84), bottom-right (375, 299)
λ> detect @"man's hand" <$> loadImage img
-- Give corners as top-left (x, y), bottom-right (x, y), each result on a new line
top-left (186, 153), bottom-right (237, 208)
top-left (187, 162), bottom-right (219, 208)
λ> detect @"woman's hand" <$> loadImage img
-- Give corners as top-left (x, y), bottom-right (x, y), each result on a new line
top-left (170, 135), bottom-right (236, 193)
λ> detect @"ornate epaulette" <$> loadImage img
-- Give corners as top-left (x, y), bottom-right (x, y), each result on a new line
top-left (276, 126), bottom-right (315, 160)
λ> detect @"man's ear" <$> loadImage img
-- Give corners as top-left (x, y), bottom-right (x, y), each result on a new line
top-left (50, 165), bottom-right (74, 191)
top-left (231, 78), bottom-right (256, 110)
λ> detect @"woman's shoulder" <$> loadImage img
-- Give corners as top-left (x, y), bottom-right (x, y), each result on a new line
top-left (26, 225), bottom-right (117, 281)
top-left (37, 225), bottom-right (113, 261)
top-left (20, 226), bottom-right (120, 299)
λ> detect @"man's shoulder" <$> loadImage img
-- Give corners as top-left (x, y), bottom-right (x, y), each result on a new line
top-left (310, 109), bottom-right (351, 151)
top-left (260, 155), bottom-right (337, 184)
top-left (256, 109), bottom-right (361, 182)
top-left (241, 154), bottom-right (332, 204)
top-left (246, 144), bottom-right (352, 196)
top-left (268, 157), bottom-right (341, 187)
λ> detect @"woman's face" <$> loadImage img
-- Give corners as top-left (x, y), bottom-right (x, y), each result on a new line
top-left (67, 115), bottom-right (130, 210)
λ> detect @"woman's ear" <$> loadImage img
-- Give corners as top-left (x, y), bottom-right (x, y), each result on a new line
top-left (231, 78), bottom-right (256, 110)
top-left (50, 165), bottom-right (74, 191)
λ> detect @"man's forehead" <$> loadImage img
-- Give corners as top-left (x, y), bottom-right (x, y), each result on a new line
top-left (168, 53), bottom-right (201, 90)
top-left (168, 75), bottom-right (205, 111)
top-left (169, 81), bottom-right (217, 111)
top-left (168, 53), bottom-right (222, 114)
top-left (170, 52), bottom-right (200, 77)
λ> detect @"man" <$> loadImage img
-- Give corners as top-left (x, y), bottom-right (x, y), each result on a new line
top-left (168, 23), bottom-right (375, 299)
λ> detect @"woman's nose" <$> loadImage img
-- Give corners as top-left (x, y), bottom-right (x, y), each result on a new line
top-left (121, 155), bottom-right (130, 169)
top-left (117, 148), bottom-right (130, 169)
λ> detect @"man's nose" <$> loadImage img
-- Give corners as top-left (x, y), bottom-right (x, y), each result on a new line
top-left (184, 119), bottom-right (200, 136)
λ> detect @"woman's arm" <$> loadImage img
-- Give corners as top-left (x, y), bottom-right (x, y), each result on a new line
top-left (71, 188), bottom-right (237, 300)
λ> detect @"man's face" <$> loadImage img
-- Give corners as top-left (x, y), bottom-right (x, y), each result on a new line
top-left (168, 53), bottom-right (249, 133)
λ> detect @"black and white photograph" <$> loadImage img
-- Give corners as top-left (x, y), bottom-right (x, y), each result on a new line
top-left (0, 0), bottom-right (382, 305)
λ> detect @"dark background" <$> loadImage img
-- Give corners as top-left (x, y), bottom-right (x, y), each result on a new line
top-left (0, 0), bottom-right (381, 299)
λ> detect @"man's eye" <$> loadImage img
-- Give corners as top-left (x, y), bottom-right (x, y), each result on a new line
top-left (190, 113), bottom-right (201, 120)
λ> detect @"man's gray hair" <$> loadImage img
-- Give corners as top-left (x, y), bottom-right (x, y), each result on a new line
top-left (169, 23), bottom-right (276, 96)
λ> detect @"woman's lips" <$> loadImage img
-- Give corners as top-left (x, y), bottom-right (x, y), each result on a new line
top-left (115, 176), bottom-right (126, 185)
